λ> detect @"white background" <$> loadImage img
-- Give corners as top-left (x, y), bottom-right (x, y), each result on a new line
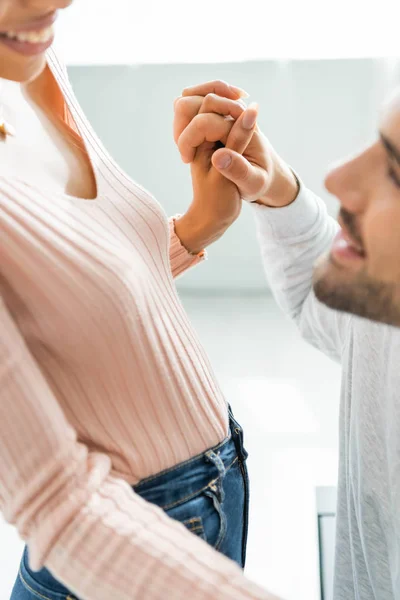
top-left (56, 0), bottom-right (400, 64)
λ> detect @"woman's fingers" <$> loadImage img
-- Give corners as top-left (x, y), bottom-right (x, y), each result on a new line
top-left (198, 93), bottom-right (247, 116)
top-left (175, 94), bottom-right (258, 167)
top-left (173, 94), bottom-right (246, 145)
top-left (181, 79), bottom-right (249, 101)
top-left (177, 112), bottom-right (234, 164)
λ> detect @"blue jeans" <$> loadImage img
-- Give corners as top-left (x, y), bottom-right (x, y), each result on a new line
top-left (11, 406), bottom-right (249, 600)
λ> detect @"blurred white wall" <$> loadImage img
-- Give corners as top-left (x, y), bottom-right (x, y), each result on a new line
top-left (67, 58), bottom-right (400, 291)
top-left (55, 0), bottom-right (400, 63)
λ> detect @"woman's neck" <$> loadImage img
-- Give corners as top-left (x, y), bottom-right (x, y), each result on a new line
top-left (0, 66), bottom-right (62, 132)
top-left (0, 76), bottom-right (25, 132)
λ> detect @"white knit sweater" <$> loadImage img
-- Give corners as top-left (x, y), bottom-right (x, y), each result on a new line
top-left (252, 182), bottom-right (400, 600)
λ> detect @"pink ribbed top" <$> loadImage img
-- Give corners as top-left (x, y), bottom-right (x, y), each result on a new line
top-left (0, 50), bottom-right (273, 599)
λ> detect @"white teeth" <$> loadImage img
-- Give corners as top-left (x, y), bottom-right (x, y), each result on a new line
top-left (4, 25), bottom-right (53, 44)
top-left (344, 238), bottom-right (364, 255)
top-left (336, 239), bottom-right (349, 250)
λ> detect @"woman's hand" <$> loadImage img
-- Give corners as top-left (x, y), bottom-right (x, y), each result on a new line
top-left (173, 81), bottom-right (299, 254)
top-left (173, 81), bottom-right (258, 254)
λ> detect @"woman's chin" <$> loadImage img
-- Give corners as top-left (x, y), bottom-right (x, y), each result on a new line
top-left (0, 53), bottom-right (46, 83)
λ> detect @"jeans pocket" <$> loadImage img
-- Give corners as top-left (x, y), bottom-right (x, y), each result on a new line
top-left (15, 549), bottom-right (77, 600)
top-left (204, 482), bottom-right (227, 551)
top-left (166, 478), bottom-right (227, 551)
top-left (182, 516), bottom-right (207, 541)
top-left (17, 570), bottom-right (76, 600)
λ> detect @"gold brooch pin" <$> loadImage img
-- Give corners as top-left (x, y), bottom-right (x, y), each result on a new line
top-left (0, 118), bottom-right (15, 139)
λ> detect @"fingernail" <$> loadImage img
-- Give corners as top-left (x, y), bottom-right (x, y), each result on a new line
top-left (242, 102), bottom-right (259, 129)
top-left (214, 153), bottom-right (232, 169)
top-left (230, 85), bottom-right (250, 99)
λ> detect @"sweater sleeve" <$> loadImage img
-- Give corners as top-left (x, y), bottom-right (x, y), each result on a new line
top-left (251, 180), bottom-right (352, 363)
top-left (168, 216), bottom-right (207, 278)
top-left (0, 296), bottom-right (278, 600)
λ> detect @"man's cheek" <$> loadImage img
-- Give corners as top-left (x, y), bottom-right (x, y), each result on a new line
top-left (364, 203), bottom-right (398, 271)
top-left (368, 234), bottom-right (400, 282)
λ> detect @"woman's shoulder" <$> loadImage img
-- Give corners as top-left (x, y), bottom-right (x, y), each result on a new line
top-left (45, 45), bottom-right (72, 95)
top-left (46, 44), bottom-right (68, 73)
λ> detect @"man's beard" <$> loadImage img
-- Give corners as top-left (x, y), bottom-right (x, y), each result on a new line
top-left (313, 255), bottom-right (400, 327)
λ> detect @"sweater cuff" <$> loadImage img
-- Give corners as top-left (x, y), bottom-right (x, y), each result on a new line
top-left (169, 216), bottom-right (207, 278)
top-left (249, 177), bottom-right (326, 241)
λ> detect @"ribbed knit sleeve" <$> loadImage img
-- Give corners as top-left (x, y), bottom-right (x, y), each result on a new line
top-left (0, 296), bottom-right (278, 600)
top-left (169, 217), bottom-right (206, 278)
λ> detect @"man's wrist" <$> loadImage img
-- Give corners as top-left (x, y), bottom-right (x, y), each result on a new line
top-left (255, 165), bottom-right (300, 208)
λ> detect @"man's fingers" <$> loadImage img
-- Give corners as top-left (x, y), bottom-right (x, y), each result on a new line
top-left (211, 149), bottom-right (268, 201)
top-left (173, 94), bottom-right (246, 144)
top-left (224, 102), bottom-right (259, 155)
top-left (181, 79), bottom-right (249, 101)
top-left (177, 113), bottom-right (233, 164)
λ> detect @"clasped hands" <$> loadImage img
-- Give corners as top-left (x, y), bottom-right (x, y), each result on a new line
top-left (172, 80), bottom-right (299, 254)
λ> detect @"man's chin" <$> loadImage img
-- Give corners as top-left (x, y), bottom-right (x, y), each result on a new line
top-left (312, 254), bottom-right (342, 310)
top-left (312, 252), bottom-right (348, 300)
top-left (312, 253), bottom-right (400, 327)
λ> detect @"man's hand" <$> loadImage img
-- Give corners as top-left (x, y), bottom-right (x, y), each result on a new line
top-left (174, 81), bottom-right (299, 226)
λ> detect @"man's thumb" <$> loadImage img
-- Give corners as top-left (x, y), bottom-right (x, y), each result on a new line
top-left (212, 149), bottom-right (250, 184)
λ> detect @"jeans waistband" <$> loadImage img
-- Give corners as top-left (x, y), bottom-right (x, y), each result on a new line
top-left (133, 406), bottom-right (247, 510)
